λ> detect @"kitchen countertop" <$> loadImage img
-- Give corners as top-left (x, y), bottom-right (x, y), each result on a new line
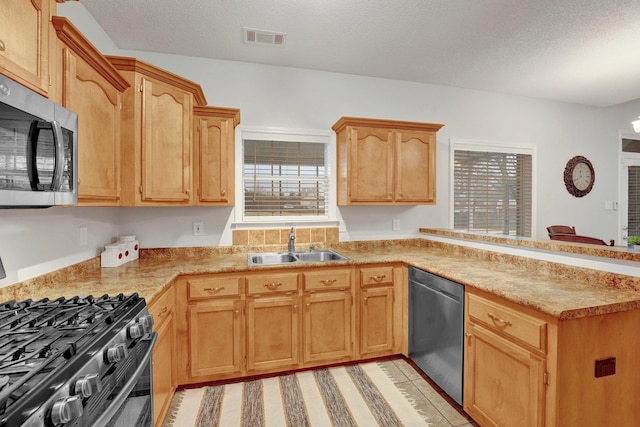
top-left (1, 238), bottom-right (639, 321)
top-left (420, 227), bottom-right (640, 262)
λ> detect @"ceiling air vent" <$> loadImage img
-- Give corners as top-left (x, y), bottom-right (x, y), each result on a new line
top-left (243, 27), bottom-right (286, 46)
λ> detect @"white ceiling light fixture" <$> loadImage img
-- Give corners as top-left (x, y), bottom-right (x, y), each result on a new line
top-left (633, 116), bottom-right (640, 133)
top-left (243, 27), bottom-right (286, 46)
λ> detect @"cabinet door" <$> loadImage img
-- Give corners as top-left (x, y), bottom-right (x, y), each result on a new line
top-left (152, 307), bottom-right (175, 426)
top-left (360, 286), bottom-right (394, 356)
top-left (0, 0), bottom-right (50, 95)
top-left (464, 322), bottom-right (546, 427)
top-left (303, 291), bottom-right (352, 363)
top-left (61, 48), bottom-right (121, 204)
top-left (149, 286), bottom-right (176, 427)
top-left (246, 295), bottom-right (299, 371)
top-left (141, 77), bottom-right (192, 202)
top-left (195, 116), bottom-right (234, 205)
top-left (189, 299), bottom-right (243, 377)
top-left (348, 126), bottom-right (394, 203)
top-left (395, 130), bottom-right (436, 203)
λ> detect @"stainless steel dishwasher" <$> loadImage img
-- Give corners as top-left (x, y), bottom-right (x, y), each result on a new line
top-left (409, 266), bottom-right (464, 405)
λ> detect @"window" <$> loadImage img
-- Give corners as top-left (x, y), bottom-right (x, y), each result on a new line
top-left (451, 140), bottom-right (535, 237)
top-left (239, 127), bottom-right (332, 222)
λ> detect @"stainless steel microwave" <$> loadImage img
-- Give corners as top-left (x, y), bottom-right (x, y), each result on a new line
top-left (0, 75), bottom-right (78, 207)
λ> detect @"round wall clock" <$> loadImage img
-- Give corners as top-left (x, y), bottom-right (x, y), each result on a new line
top-left (563, 155), bottom-right (595, 197)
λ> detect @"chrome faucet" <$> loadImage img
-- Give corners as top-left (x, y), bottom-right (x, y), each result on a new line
top-left (288, 227), bottom-right (296, 252)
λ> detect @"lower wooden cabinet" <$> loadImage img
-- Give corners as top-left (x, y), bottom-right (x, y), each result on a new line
top-left (360, 286), bottom-right (394, 355)
top-left (303, 291), bottom-right (352, 363)
top-left (148, 283), bottom-right (176, 427)
top-left (189, 299), bottom-right (243, 377)
top-left (464, 290), bottom-right (548, 427)
top-left (170, 265), bottom-right (405, 403)
top-left (246, 294), bottom-right (299, 371)
top-left (357, 265), bottom-right (404, 358)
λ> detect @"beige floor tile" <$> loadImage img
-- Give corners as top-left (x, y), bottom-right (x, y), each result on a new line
top-left (392, 358), bottom-right (423, 381)
top-left (412, 379), bottom-right (469, 426)
top-left (393, 380), bottom-right (452, 426)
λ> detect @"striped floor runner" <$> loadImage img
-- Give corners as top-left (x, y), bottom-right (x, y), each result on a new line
top-left (165, 361), bottom-right (432, 426)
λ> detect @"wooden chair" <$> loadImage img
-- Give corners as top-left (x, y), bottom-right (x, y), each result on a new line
top-left (549, 233), bottom-right (609, 246)
top-left (547, 225), bottom-right (576, 239)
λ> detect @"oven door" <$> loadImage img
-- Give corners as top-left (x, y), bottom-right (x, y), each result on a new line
top-left (92, 333), bottom-right (157, 427)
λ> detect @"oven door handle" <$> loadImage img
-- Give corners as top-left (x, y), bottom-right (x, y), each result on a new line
top-left (93, 333), bottom-right (158, 427)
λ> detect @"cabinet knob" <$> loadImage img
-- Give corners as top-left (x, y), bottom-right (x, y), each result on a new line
top-left (221, 189), bottom-right (226, 195)
top-left (186, 189), bottom-right (191, 195)
top-left (363, 297), bottom-right (368, 304)
top-left (0, 40), bottom-right (5, 51)
top-left (465, 332), bottom-right (473, 338)
top-left (234, 310), bottom-right (239, 317)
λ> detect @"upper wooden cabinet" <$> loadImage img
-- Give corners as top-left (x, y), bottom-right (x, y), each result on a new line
top-left (0, 0), bottom-right (52, 96)
top-left (332, 117), bottom-right (443, 205)
top-left (193, 106), bottom-right (240, 206)
top-left (106, 56), bottom-right (207, 206)
top-left (51, 17), bottom-right (129, 206)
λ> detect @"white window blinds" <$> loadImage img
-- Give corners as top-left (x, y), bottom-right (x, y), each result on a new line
top-left (243, 139), bottom-right (329, 218)
top-left (453, 149), bottom-right (532, 237)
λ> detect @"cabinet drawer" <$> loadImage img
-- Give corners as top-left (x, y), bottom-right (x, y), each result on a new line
top-left (303, 269), bottom-right (351, 291)
top-left (360, 266), bottom-right (394, 286)
top-left (148, 286), bottom-right (175, 329)
top-left (188, 276), bottom-right (241, 300)
top-left (247, 272), bottom-right (298, 295)
top-left (468, 294), bottom-right (547, 352)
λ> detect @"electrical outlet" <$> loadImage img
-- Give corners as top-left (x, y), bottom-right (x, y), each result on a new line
top-left (193, 221), bottom-right (204, 236)
top-left (79, 227), bottom-right (88, 246)
top-left (392, 219), bottom-right (400, 231)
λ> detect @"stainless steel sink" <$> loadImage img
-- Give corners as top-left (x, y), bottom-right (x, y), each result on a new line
top-left (247, 249), bottom-right (348, 265)
top-left (248, 253), bottom-right (298, 264)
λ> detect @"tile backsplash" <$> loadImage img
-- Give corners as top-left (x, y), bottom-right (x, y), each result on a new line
top-left (232, 227), bottom-right (339, 246)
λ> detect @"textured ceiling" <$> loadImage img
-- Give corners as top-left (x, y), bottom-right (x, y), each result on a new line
top-left (79, 0), bottom-right (640, 107)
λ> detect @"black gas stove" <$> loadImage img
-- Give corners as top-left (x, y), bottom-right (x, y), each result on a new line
top-left (0, 294), bottom-right (156, 427)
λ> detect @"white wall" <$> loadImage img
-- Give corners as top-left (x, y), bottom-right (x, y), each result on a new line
top-left (1, 2), bottom-right (637, 288)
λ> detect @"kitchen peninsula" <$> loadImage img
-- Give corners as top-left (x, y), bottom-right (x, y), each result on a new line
top-left (1, 237), bottom-right (639, 427)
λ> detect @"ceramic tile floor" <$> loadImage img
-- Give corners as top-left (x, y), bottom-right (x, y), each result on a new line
top-left (380, 358), bottom-right (479, 427)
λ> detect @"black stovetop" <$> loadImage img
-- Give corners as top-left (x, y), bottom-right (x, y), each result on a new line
top-left (0, 294), bottom-right (146, 425)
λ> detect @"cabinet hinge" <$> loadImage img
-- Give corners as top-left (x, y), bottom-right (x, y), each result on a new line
top-left (543, 371), bottom-right (549, 386)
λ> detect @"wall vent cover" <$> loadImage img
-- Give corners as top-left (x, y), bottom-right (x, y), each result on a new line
top-left (243, 27), bottom-right (286, 46)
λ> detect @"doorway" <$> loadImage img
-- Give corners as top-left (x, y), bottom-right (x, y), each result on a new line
top-left (620, 135), bottom-right (640, 245)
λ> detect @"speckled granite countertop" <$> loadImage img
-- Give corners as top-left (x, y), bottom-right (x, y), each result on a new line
top-left (1, 239), bottom-right (639, 321)
top-left (420, 228), bottom-right (640, 262)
